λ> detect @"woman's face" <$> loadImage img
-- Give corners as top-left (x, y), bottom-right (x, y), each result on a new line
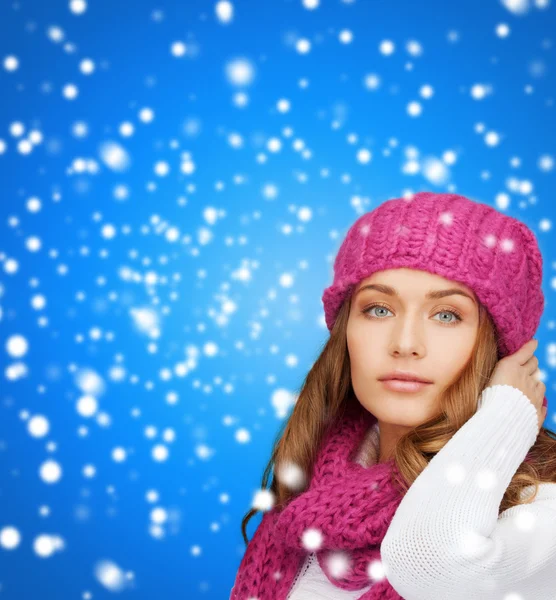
top-left (347, 268), bottom-right (480, 433)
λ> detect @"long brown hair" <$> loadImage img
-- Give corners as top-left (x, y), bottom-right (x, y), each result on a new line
top-left (240, 294), bottom-right (556, 546)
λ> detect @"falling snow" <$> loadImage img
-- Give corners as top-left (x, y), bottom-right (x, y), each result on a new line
top-left (1, 0), bottom-right (555, 599)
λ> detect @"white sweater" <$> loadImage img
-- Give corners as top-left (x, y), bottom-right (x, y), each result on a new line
top-left (287, 384), bottom-right (556, 600)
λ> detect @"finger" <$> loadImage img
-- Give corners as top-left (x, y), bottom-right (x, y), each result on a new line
top-left (523, 355), bottom-right (540, 375)
top-left (514, 339), bottom-right (538, 365)
top-left (534, 373), bottom-right (545, 384)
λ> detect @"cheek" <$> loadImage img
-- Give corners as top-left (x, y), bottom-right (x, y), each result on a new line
top-left (430, 343), bottom-right (474, 382)
top-left (350, 354), bottom-right (379, 388)
top-left (347, 334), bottom-right (375, 367)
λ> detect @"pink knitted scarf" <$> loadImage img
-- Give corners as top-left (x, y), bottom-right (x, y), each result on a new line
top-left (231, 401), bottom-right (407, 599)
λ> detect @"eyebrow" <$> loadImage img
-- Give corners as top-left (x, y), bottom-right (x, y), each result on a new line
top-left (354, 283), bottom-right (477, 305)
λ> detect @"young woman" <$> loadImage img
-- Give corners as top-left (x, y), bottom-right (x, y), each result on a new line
top-left (230, 191), bottom-right (556, 600)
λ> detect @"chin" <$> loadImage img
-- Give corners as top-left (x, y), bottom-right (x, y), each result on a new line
top-left (377, 404), bottom-right (430, 424)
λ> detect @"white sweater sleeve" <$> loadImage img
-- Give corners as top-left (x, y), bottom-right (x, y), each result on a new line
top-left (379, 384), bottom-right (556, 600)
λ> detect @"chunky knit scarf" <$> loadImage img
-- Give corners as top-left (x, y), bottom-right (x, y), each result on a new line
top-left (230, 401), bottom-right (407, 600)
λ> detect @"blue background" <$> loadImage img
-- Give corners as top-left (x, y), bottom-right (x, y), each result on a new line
top-left (1, 0), bottom-right (555, 598)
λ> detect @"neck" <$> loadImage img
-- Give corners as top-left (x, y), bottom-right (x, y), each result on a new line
top-left (377, 420), bottom-right (412, 463)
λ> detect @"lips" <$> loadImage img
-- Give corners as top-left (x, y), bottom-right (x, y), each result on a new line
top-left (378, 372), bottom-right (433, 384)
top-left (381, 379), bottom-right (431, 392)
top-left (387, 378), bottom-right (426, 382)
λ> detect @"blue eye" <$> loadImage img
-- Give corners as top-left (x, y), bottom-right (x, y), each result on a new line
top-left (362, 303), bottom-right (463, 327)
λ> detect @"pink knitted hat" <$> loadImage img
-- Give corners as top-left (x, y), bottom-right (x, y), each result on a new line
top-left (322, 191), bottom-right (545, 362)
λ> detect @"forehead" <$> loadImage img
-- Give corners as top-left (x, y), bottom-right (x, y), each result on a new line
top-left (354, 269), bottom-right (476, 298)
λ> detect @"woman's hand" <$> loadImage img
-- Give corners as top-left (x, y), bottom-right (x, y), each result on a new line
top-left (486, 338), bottom-right (547, 433)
